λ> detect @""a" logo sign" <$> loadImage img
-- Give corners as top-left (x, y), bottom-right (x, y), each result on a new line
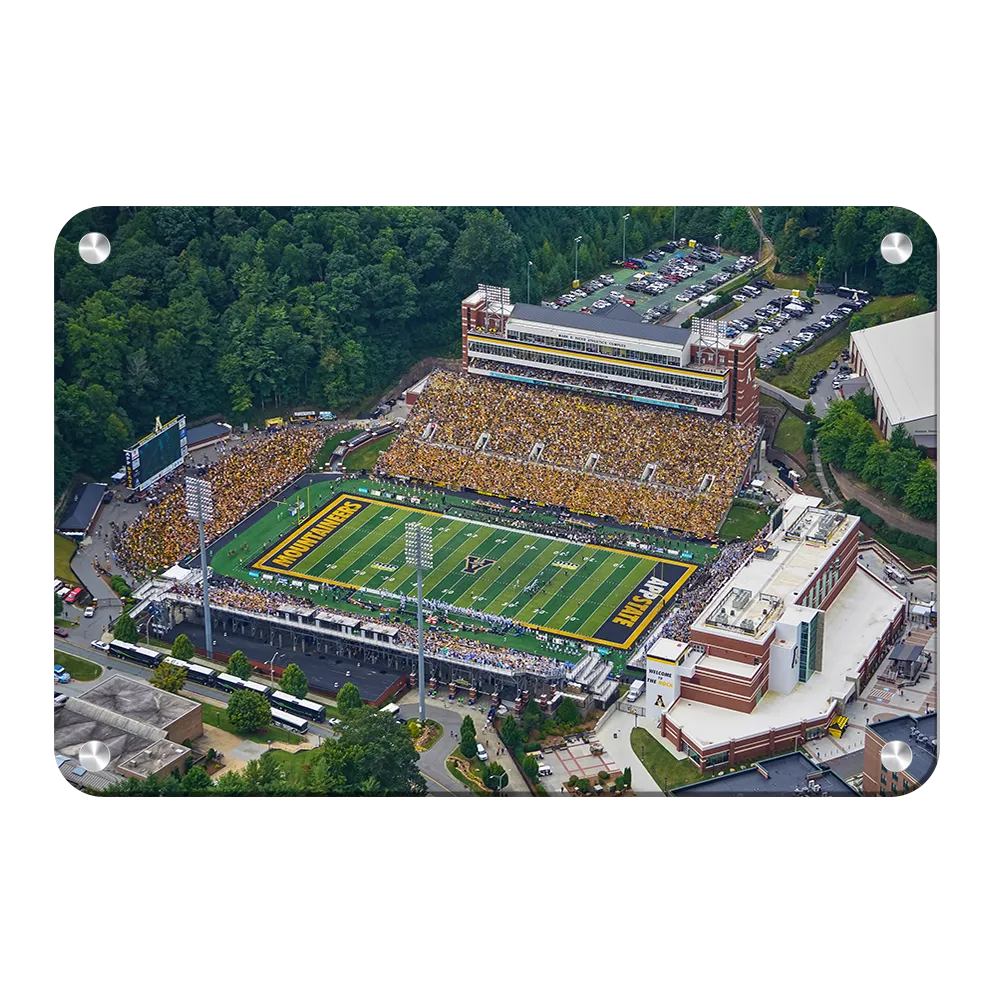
top-left (463, 555), bottom-right (496, 574)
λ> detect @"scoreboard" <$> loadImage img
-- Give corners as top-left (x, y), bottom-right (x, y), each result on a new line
top-left (125, 415), bottom-right (187, 491)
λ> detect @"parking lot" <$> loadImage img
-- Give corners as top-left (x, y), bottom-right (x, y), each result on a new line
top-left (550, 244), bottom-right (755, 324)
top-left (719, 288), bottom-right (869, 414)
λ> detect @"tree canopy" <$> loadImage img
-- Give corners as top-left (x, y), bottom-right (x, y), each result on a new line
top-left (763, 206), bottom-right (936, 305)
top-left (150, 659), bottom-right (186, 694)
top-left (112, 613), bottom-right (138, 643)
top-left (337, 681), bottom-right (363, 713)
top-left (226, 689), bottom-right (271, 734)
top-left (321, 706), bottom-right (426, 795)
top-left (280, 662), bottom-right (308, 699)
top-left (170, 633), bottom-right (195, 661)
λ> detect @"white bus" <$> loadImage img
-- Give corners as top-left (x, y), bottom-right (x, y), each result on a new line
top-left (270, 707), bottom-right (309, 734)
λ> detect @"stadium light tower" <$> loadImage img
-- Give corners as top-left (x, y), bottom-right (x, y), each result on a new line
top-left (574, 235), bottom-right (584, 283)
top-left (526, 260), bottom-right (533, 304)
top-left (622, 213), bottom-right (630, 262)
top-left (405, 522), bottom-right (433, 723)
top-left (185, 476), bottom-right (214, 661)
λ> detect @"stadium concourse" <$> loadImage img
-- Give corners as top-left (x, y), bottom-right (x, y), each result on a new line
top-left (375, 371), bottom-right (757, 538)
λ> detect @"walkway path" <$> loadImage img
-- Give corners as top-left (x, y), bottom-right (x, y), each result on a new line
top-left (829, 466), bottom-right (936, 541)
top-left (812, 442), bottom-right (841, 507)
top-left (593, 711), bottom-right (664, 796)
top-left (759, 381), bottom-right (807, 413)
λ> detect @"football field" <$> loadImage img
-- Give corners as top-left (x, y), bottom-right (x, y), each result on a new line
top-left (250, 492), bottom-right (696, 649)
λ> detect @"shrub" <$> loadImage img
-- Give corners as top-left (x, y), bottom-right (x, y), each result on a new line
top-left (523, 742), bottom-right (541, 753)
top-left (576, 778), bottom-right (592, 794)
top-left (597, 770), bottom-right (609, 783)
top-left (567, 775), bottom-right (578, 788)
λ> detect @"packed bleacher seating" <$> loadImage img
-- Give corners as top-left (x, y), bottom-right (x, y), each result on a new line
top-left (173, 581), bottom-right (567, 677)
top-left (376, 372), bottom-right (756, 537)
top-left (113, 426), bottom-right (327, 575)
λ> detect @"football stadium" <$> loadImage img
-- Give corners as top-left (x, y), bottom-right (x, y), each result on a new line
top-left (117, 281), bottom-right (767, 704)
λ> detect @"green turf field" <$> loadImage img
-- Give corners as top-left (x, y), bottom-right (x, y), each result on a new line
top-left (222, 488), bottom-right (695, 649)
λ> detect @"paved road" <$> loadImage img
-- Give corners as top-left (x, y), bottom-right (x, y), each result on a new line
top-left (830, 466), bottom-right (936, 541)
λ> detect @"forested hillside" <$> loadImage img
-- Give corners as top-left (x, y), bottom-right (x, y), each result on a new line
top-left (54, 205), bottom-right (935, 495)
top-left (761, 206), bottom-right (936, 305)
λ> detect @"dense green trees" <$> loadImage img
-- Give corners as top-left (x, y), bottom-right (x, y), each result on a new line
top-left (460, 715), bottom-right (478, 758)
top-left (320, 706), bottom-right (426, 795)
top-left (56, 206), bottom-right (934, 498)
top-left (763, 206), bottom-right (936, 305)
top-left (817, 399), bottom-right (935, 521)
top-left (54, 592), bottom-right (63, 617)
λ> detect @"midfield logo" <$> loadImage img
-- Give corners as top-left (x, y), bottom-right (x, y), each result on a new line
top-left (463, 555), bottom-right (496, 574)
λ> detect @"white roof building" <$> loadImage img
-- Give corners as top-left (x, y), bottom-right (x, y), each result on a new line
top-left (849, 312), bottom-right (936, 451)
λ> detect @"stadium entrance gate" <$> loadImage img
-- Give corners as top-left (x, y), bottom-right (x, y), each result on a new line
top-left (617, 701), bottom-right (646, 718)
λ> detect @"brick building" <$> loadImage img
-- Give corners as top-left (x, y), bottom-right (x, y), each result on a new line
top-left (460, 287), bottom-right (759, 427)
top-left (861, 712), bottom-right (937, 796)
top-left (646, 494), bottom-right (907, 771)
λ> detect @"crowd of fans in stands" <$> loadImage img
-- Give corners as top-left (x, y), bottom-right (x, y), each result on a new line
top-left (114, 426), bottom-right (327, 575)
top-left (173, 581), bottom-right (567, 677)
top-left (376, 372), bottom-right (756, 538)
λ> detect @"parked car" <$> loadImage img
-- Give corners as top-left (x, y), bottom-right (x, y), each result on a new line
top-left (65, 587), bottom-right (83, 604)
top-left (84, 606), bottom-right (95, 618)
top-left (91, 639), bottom-right (110, 651)
top-left (54, 626), bottom-right (69, 637)
top-left (476, 743), bottom-right (489, 761)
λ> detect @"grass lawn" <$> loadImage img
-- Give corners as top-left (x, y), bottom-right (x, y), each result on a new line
top-left (343, 433), bottom-right (397, 471)
top-left (54, 533), bottom-right (82, 586)
top-left (769, 273), bottom-right (811, 290)
top-left (265, 747), bottom-right (323, 785)
top-left (54, 617), bottom-right (79, 629)
top-left (857, 294), bottom-right (925, 324)
top-left (314, 435), bottom-right (341, 469)
top-left (195, 701), bottom-right (304, 745)
top-left (446, 752), bottom-right (491, 795)
top-left (766, 330), bottom-right (850, 397)
top-left (718, 505), bottom-right (772, 542)
top-left (888, 543), bottom-right (936, 568)
top-left (630, 728), bottom-right (703, 791)
top-left (877, 537), bottom-right (937, 568)
top-left (54, 649), bottom-right (103, 681)
top-left (774, 411), bottom-right (807, 457)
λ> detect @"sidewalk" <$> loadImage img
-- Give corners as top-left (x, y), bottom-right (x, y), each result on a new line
top-left (593, 711), bottom-right (665, 795)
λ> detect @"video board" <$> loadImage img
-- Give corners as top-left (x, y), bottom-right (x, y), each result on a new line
top-left (124, 415), bottom-right (187, 491)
